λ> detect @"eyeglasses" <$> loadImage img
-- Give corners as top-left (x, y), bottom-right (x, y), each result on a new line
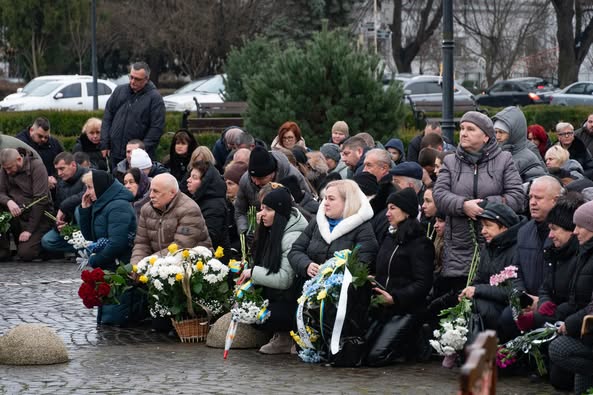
top-left (557, 132), bottom-right (574, 137)
top-left (129, 75), bottom-right (147, 82)
top-left (282, 135), bottom-right (296, 141)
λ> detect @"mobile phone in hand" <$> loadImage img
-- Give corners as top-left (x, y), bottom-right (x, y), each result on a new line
top-left (519, 292), bottom-right (533, 309)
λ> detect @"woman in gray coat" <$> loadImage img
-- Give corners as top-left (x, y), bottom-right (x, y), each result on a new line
top-left (432, 111), bottom-right (524, 299)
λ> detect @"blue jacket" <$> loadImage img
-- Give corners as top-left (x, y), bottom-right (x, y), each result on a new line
top-left (79, 180), bottom-right (136, 270)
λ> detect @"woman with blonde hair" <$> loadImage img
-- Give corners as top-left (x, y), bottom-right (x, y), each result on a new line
top-left (289, 179), bottom-right (378, 279)
top-left (545, 145), bottom-right (584, 179)
top-left (73, 117), bottom-right (108, 171)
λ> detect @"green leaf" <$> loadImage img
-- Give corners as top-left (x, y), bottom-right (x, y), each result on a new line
top-left (192, 282), bottom-right (203, 295)
top-left (218, 282), bottom-right (229, 294)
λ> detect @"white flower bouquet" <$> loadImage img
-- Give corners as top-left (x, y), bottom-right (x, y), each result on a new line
top-left (135, 243), bottom-right (230, 321)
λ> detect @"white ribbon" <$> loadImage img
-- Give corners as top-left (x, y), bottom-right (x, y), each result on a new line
top-left (296, 298), bottom-right (314, 349)
top-left (330, 267), bottom-right (352, 355)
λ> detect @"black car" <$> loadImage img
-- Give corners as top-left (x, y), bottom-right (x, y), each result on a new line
top-left (476, 78), bottom-right (554, 107)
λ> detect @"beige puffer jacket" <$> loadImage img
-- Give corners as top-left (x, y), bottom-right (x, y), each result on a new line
top-left (131, 192), bottom-right (212, 264)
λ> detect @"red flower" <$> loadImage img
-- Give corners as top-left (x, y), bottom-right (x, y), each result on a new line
top-left (81, 270), bottom-right (94, 283)
top-left (78, 282), bottom-right (95, 299)
top-left (90, 268), bottom-right (105, 282)
top-left (97, 282), bottom-right (111, 297)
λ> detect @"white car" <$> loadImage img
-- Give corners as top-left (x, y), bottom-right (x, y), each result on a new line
top-left (163, 74), bottom-right (225, 112)
top-left (549, 81), bottom-right (593, 106)
top-left (0, 78), bottom-right (116, 111)
top-left (1, 75), bottom-right (93, 102)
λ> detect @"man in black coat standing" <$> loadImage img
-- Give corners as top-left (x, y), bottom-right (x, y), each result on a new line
top-left (100, 61), bottom-right (165, 169)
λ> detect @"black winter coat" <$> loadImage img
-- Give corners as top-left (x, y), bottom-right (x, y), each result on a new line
top-left (187, 164), bottom-right (229, 251)
top-left (100, 82), bottom-right (165, 162)
top-left (374, 219), bottom-right (434, 316)
top-left (564, 237), bottom-right (593, 337)
top-left (516, 219), bottom-right (553, 295)
top-left (54, 165), bottom-right (88, 220)
top-left (15, 128), bottom-right (63, 177)
top-left (565, 137), bottom-right (593, 179)
top-left (288, 194), bottom-right (378, 278)
top-left (472, 218), bottom-right (525, 328)
top-left (533, 235), bottom-right (580, 327)
top-left (73, 133), bottom-right (108, 171)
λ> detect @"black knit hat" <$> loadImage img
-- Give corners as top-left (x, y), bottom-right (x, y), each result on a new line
top-left (262, 187), bottom-right (293, 220)
top-left (279, 175), bottom-right (304, 202)
top-left (547, 192), bottom-right (586, 231)
top-left (386, 188), bottom-right (418, 218)
top-left (91, 169), bottom-right (114, 199)
top-left (249, 146), bottom-right (277, 177)
top-left (353, 171), bottom-right (379, 196)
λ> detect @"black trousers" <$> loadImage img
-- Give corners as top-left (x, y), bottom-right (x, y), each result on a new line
top-left (255, 301), bottom-right (296, 333)
top-left (549, 335), bottom-right (593, 394)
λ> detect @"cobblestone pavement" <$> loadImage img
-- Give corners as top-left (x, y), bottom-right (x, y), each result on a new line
top-left (0, 262), bottom-right (566, 395)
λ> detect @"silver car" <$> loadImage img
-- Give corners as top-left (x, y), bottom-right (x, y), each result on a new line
top-left (550, 81), bottom-right (593, 106)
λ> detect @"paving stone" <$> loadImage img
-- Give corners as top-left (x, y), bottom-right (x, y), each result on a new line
top-left (0, 261), bottom-right (561, 394)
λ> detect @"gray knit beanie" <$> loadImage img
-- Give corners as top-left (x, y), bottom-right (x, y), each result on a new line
top-left (573, 200), bottom-right (593, 232)
top-left (460, 111), bottom-right (495, 139)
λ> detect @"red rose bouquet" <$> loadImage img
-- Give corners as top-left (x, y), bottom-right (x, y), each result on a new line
top-left (78, 265), bottom-right (135, 308)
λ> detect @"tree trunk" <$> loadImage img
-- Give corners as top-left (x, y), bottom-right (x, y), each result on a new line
top-left (31, 30), bottom-right (38, 77)
top-left (554, 1), bottom-right (578, 86)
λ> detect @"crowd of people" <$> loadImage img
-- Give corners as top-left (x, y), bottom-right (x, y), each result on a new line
top-left (0, 62), bottom-right (592, 392)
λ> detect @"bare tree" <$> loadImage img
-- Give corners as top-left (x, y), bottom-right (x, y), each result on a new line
top-left (455, 0), bottom-right (541, 87)
top-left (551, 0), bottom-right (593, 86)
top-left (65, 0), bottom-right (90, 75)
top-left (390, 0), bottom-right (443, 73)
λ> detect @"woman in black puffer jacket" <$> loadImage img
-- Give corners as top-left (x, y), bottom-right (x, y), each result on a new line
top-left (459, 201), bottom-right (526, 331)
top-left (366, 188), bottom-right (434, 366)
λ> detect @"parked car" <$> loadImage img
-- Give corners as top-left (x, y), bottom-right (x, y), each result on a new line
top-left (549, 81), bottom-right (593, 106)
top-left (0, 78), bottom-right (116, 111)
top-left (476, 78), bottom-right (554, 107)
top-left (1, 75), bottom-right (92, 102)
top-left (163, 74), bottom-right (225, 112)
top-left (397, 75), bottom-right (477, 112)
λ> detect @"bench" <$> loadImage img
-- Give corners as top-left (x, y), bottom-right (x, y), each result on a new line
top-left (459, 330), bottom-right (498, 395)
top-left (181, 101), bottom-right (248, 134)
top-left (406, 96), bottom-right (483, 129)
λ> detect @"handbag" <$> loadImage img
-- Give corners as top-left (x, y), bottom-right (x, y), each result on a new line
top-left (466, 301), bottom-right (485, 346)
top-left (97, 286), bottom-right (148, 326)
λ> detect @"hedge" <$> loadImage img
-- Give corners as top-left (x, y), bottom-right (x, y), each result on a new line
top-left (1, 104), bottom-right (591, 162)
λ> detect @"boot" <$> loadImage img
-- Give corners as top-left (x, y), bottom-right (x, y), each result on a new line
top-left (259, 332), bottom-right (292, 354)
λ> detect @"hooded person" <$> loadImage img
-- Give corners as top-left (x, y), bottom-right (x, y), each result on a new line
top-left (492, 106), bottom-right (548, 183)
top-left (384, 138), bottom-right (406, 165)
top-left (78, 170), bottom-right (137, 271)
top-left (234, 146), bottom-right (313, 234)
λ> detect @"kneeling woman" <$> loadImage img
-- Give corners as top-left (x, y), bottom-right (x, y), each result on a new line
top-left (78, 170), bottom-right (137, 271)
top-left (238, 186), bottom-right (308, 354)
top-left (366, 188), bottom-right (435, 366)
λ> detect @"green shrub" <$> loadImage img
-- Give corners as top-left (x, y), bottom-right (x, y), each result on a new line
top-left (243, 28), bottom-right (406, 149)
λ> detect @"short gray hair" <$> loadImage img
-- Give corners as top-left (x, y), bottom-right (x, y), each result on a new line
top-left (555, 122), bottom-right (574, 133)
top-left (366, 148), bottom-right (392, 168)
top-left (131, 61), bottom-right (150, 78)
top-left (0, 148), bottom-right (20, 164)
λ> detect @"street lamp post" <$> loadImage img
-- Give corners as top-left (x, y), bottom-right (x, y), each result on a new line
top-left (441, 0), bottom-right (454, 144)
top-left (91, 0), bottom-right (98, 110)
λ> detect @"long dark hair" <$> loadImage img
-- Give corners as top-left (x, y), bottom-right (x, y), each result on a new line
top-left (169, 129), bottom-right (198, 179)
top-left (253, 207), bottom-right (291, 275)
top-left (392, 216), bottom-right (424, 245)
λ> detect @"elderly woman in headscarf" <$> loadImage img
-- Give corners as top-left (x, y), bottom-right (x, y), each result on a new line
top-left (78, 170), bottom-right (136, 271)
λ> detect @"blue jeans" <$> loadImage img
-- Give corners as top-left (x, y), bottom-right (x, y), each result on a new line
top-left (41, 229), bottom-right (75, 253)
